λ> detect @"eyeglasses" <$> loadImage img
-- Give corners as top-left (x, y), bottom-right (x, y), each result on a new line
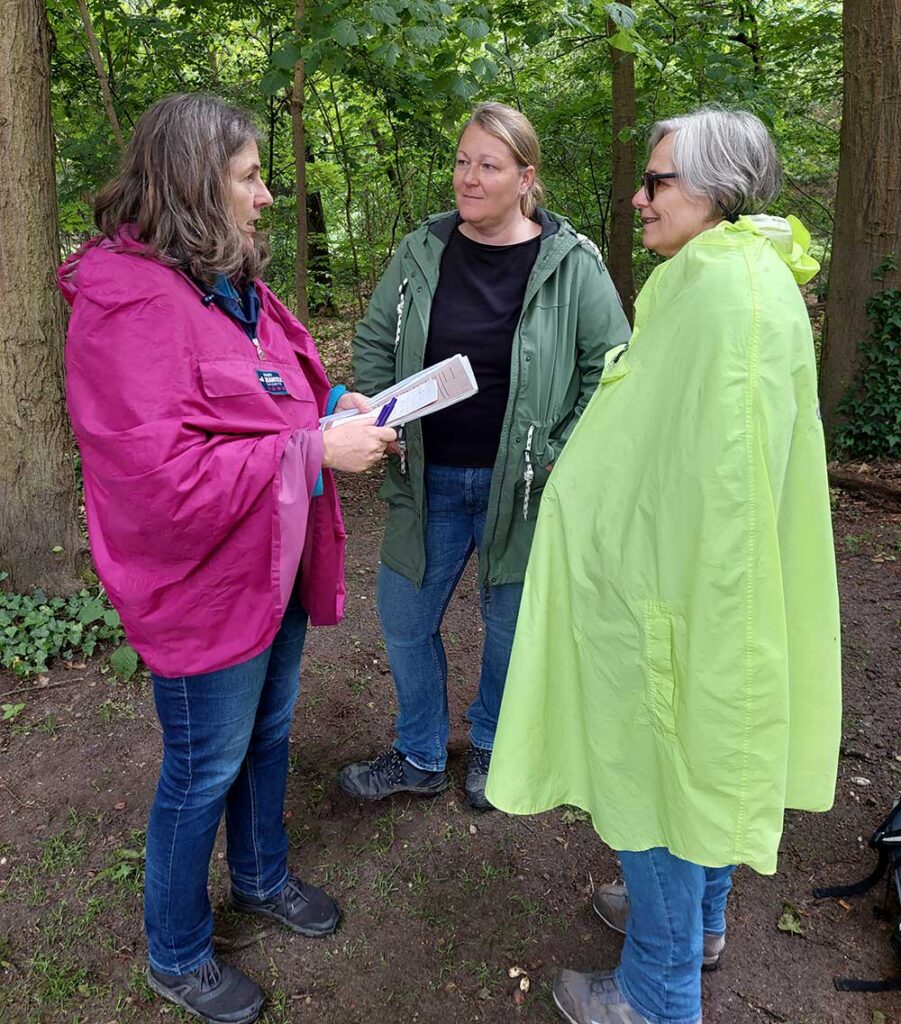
top-left (641, 171), bottom-right (678, 201)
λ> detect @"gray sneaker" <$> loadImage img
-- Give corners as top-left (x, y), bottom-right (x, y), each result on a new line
top-left (553, 969), bottom-right (650, 1024)
top-left (146, 957), bottom-right (265, 1024)
top-left (338, 747), bottom-right (448, 801)
top-left (465, 745), bottom-right (494, 811)
top-left (231, 874), bottom-right (339, 937)
top-left (591, 883), bottom-right (725, 970)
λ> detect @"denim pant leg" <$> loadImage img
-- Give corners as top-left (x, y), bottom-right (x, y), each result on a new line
top-left (377, 465), bottom-right (477, 771)
top-left (616, 848), bottom-right (705, 1024)
top-left (226, 600), bottom-right (307, 900)
top-left (145, 653), bottom-right (270, 974)
top-left (468, 579), bottom-right (523, 751)
top-left (701, 866), bottom-right (735, 937)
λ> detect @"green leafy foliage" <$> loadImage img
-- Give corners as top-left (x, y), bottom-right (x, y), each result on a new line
top-left (0, 584), bottom-right (139, 678)
top-left (835, 289), bottom-right (901, 459)
top-left (46, 0), bottom-right (842, 315)
top-left (2, 702), bottom-right (26, 721)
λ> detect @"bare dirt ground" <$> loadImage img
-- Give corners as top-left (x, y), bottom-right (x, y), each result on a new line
top-left (1, 324), bottom-right (899, 1024)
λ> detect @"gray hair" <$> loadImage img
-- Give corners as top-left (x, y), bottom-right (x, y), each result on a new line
top-left (649, 107), bottom-right (782, 220)
top-left (460, 102), bottom-right (545, 217)
top-left (95, 93), bottom-right (267, 286)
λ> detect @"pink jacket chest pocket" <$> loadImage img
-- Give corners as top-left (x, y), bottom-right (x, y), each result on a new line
top-left (197, 359), bottom-right (319, 429)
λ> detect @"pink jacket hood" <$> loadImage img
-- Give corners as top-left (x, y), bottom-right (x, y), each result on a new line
top-left (59, 234), bottom-right (346, 676)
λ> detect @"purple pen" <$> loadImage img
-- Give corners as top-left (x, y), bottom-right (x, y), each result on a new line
top-left (375, 396), bottom-right (397, 427)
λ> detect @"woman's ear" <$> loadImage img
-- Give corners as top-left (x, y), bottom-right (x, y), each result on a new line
top-left (520, 166), bottom-right (535, 194)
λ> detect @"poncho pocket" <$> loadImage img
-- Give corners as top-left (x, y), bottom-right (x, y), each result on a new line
top-left (642, 601), bottom-right (678, 738)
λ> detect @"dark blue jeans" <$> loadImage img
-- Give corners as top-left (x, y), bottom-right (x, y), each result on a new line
top-left (616, 847), bottom-right (735, 1024)
top-left (144, 599), bottom-right (307, 974)
top-left (376, 464), bottom-right (524, 771)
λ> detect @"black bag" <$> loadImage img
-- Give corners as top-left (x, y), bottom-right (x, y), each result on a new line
top-left (813, 795), bottom-right (901, 992)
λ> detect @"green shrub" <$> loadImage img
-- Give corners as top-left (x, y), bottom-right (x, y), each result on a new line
top-left (0, 575), bottom-right (137, 679)
top-left (835, 287), bottom-right (901, 459)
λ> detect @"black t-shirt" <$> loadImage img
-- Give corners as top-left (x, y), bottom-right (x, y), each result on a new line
top-left (422, 226), bottom-right (540, 466)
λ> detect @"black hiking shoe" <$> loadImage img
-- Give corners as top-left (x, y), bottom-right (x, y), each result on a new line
top-left (231, 874), bottom-right (339, 937)
top-left (465, 745), bottom-right (494, 811)
top-left (338, 747), bottom-right (448, 801)
top-left (146, 957), bottom-right (265, 1024)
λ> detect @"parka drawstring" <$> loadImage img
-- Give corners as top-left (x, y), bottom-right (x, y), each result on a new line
top-left (395, 278), bottom-right (409, 474)
top-left (523, 425), bottom-right (535, 520)
top-left (394, 279), bottom-right (408, 353)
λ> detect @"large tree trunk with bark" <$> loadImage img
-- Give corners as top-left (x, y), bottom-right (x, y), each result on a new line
top-left (819, 0), bottom-right (901, 447)
top-left (608, 7), bottom-right (636, 324)
top-left (0, 0), bottom-right (81, 593)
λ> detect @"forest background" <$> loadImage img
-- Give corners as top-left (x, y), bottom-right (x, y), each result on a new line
top-left (1, 0), bottom-right (899, 596)
top-left (0, 5), bottom-right (900, 1022)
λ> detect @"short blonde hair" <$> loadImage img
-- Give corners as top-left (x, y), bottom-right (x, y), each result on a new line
top-left (460, 102), bottom-right (545, 217)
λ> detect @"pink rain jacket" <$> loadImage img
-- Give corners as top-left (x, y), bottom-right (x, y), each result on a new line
top-left (58, 233), bottom-right (346, 677)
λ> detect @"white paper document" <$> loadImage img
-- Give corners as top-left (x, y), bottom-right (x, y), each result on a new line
top-left (319, 354), bottom-right (478, 430)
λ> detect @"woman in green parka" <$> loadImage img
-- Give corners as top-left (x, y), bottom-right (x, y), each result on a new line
top-left (486, 109), bottom-right (841, 1024)
top-left (339, 103), bottom-right (630, 810)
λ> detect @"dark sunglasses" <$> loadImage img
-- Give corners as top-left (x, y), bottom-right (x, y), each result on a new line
top-left (641, 171), bottom-right (678, 200)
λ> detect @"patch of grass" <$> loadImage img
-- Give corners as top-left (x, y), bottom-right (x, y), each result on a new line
top-left (27, 952), bottom-right (96, 1005)
top-left (97, 697), bottom-right (136, 724)
top-left (40, 823), bottom-right (88, 873)
top-left (372, 864), bottom-right (400, 900)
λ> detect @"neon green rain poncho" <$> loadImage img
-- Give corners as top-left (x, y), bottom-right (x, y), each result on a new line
top-left (485, 215), bottom-right (841, 875)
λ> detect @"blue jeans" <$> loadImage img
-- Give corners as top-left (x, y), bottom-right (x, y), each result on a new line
top-left (376, 464), bottom-right (524, 771)
top-left (616, 848), bottom-right (735, 1024)
top-left (144, 599), bottom-right (308, 974)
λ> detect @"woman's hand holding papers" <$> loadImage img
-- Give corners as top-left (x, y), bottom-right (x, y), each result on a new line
top-left (322, 415), bottom-right (396, 472)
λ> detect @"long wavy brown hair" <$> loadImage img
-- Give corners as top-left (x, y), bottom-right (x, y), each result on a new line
top-left (95, 93), bottom-right (269, 286)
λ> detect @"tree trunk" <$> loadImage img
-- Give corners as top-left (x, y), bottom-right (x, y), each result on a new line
top-left (0, 0), bottom-right (81, 592)
top-left (290, 0), bottom-right (309, 324)
top-left (608, 7), bottom-right (636, 323)
top-left (819, 0), bottom-right (901, 447)
top-left (75, 0), bottom-right (124, 150)
top-left (306, 148), bottom-right (336, 314)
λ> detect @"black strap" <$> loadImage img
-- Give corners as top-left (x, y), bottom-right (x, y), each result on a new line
top-left (834, 977), bottom-right (901, 992)
top-left (813, 849), bottom-right (890, 899)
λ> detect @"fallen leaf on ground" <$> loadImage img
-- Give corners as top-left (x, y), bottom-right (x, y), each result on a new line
top-left (777, 903), bottom-right (804, 935)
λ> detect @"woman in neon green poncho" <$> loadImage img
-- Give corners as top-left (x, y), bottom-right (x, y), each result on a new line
top-left (485, 109), bottom-right (841, 1024)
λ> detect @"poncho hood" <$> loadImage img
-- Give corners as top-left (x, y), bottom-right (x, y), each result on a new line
top-left (729, 214), bottom-right (820, 285)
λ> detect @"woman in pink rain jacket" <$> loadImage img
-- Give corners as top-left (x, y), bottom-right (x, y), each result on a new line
top-left (59, 93), bottom-right (394, 1024)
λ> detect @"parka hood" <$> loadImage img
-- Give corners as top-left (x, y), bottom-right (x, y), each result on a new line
top-left (733, 214), bottom-right (820, 285)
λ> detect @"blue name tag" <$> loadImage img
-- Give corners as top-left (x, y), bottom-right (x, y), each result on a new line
top-left (256, 369), bottom-right (289, 396)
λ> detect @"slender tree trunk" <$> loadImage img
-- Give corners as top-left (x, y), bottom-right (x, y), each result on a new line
top-left (371, 126), bottom-right (415, 234)
top-left (306, 148), bottom-right (336, 314)
top-left (290, 0), bottom-right (309, 324)
top-left (75, 0), bottom-right (123, 150)
top-left (819, 0), bottom-right (901, 446)
top-left (0, 0), bottom-right (81, 592)
top-left (608, 6), bottom-right (636, 322)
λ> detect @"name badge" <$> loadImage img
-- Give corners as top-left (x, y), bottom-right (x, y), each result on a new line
top-left (256, 369), bottom-right (290, 396)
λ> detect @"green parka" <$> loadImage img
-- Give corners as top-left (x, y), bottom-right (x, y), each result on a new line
top-left (352, 209), bottom-right (631, 588)
top-left (485, 215), bottom-right (841, 875)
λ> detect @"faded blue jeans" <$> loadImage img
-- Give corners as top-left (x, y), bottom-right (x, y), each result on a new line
top-left (376, 464), bottom-right (524, 771)
top-left (144, 598), bottom-right (307, 974)
top-left (616, 847), bottom-right (735, 1024)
